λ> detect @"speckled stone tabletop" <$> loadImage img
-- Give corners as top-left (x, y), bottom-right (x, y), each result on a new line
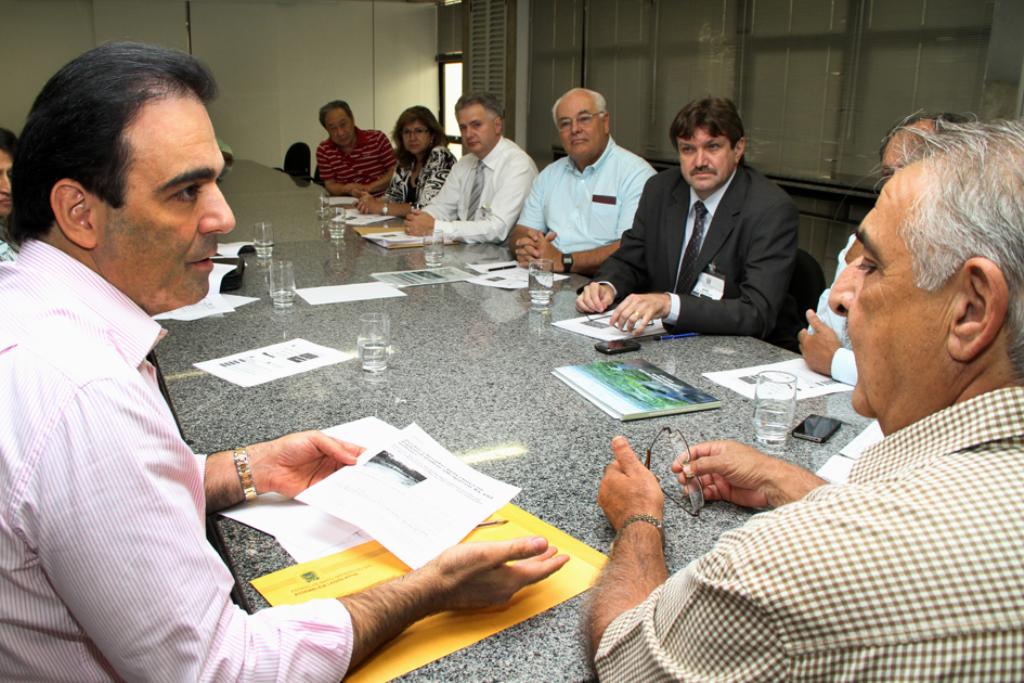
top-left (157, 163), bottom-right (869, 682)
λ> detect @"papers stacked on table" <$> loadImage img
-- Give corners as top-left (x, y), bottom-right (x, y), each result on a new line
top-left (371, 266), bottom-right (473, 287)
top-left (553, 313), bottom-right (666, 341)
top-left (194, 338), bottom-right (351, 387)
top-left (154, 262), bottom-right (258, 321)
top-left (703, 357), bottom-right (854, 400)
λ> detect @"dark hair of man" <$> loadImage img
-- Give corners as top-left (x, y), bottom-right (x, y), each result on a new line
top-left (392, 106), bottom-right (448, 169)
top-left (319, 100), bottom-right (354, 127)
top-left (669, 97), bottom-right (746, 154)
top-left (0, 127), bottom-right (16, 157)
top-left (877, 111), bottom-right (975, 162)
top-left (454, 93), bottom-right (505, 121)
top-left (10, 42), bottom-right (216, 246)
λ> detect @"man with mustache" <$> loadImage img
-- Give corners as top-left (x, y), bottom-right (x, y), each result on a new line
top-left (506, 88), bottom-right (654, 275)
top-left (576, 97), bottom-right (800, 348)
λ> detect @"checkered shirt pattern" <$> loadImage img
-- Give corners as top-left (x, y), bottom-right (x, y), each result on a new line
top-left (595, 386), bottom-right (1024, 681)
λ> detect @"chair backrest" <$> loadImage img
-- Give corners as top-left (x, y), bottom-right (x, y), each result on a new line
top-left (282, 142), bottom-right (311, 178)
top-left (789, 248), bottom-right (827, 315)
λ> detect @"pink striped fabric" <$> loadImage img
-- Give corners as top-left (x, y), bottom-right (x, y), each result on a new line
top-left (316, 128), bottom-right (396, 186)
top-left (0, 241), bottom-right (353, 681)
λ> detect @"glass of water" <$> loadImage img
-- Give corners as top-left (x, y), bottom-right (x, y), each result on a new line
top-left (357, 312), bottom-right (390, 373)
top-left (424, 229), bottom-right (445, 268)
top-left (753, 370), bottom-right (797, 452)
top-left (268, 260), bottom-right (296, 309)
top-left (253, 221), bottom-right (273, 259)
top-left (528, 258), bottom-right (554, 308)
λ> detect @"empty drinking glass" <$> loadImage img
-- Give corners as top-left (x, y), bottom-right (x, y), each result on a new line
top-left (424, 229), bottom-right (445, 268)
top-left (753, 370), bottom-right (797, 452)
top-left (268, 260), bottom-right (296, 309)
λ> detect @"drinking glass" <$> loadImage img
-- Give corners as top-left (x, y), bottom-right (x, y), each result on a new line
top-left (528, 259), bottom-right (554, 308)
top-left (253, 221), bottom-right (273, 259)
top-left (424, 229), bottom-right (445, 268)
top-left (753, 370), bottom-right (797, 452)
top-left (357, 312), bottom-right (390, 373)
top-left (268, 260), bottom-right (296, 309)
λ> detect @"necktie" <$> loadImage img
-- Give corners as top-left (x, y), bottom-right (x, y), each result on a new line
top-left (146, 349), bottom-right (185, 438)
top-left (467, 162), bottom-right (485, 219)
top-left (674, 200), bottom-right (708, 293)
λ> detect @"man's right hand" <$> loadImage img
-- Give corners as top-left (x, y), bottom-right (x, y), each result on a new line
top-left (576, 282), bottom-right (615, 313)
top-left (672, 440), bottom-right (825, 510)
top-left (428, 537), bottom-right (569, 611)
top-left (798, 310), bottom-right (842, 376)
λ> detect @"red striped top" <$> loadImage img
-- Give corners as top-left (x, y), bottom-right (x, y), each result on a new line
top-left (316, 128), bottom-right (396, 185)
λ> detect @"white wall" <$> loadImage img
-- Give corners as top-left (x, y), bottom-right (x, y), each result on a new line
top-left (0, 0), bottom-right (437, 168)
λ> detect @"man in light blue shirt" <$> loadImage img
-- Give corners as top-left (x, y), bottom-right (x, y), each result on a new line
top-left (508, 88), bottom-right (654, 275)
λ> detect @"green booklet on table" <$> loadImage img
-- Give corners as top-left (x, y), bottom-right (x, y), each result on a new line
top-left (552, 359), bottom-right (720, 421)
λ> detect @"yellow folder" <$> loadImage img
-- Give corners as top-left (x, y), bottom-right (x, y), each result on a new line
top-left (251, 503), bottom-right (606, 683)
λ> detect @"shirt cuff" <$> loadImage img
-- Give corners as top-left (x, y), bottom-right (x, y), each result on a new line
top-left (831, 347), bottom-right (858, 385)
top-left (665, 293), bottom-right (681, 325)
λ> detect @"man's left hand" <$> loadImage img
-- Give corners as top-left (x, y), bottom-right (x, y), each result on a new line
top-left (512, 229), bottom-right (560, 267)
top-left (405, 210), bottom-right (436, 236)
top-left (598, 436), bottom-right (664, 530)
top-left (798, 309), bottom-right (841, 376)
top-left (609, 293), bottom-right (671, 335)
top-left (247, 431), bottom-right (363, 498)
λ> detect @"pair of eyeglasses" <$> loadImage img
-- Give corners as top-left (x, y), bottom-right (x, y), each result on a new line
top-left (645, 427), bottom-right (704, 516)
top-left (402, 127), bottom-right (430, 137)
top-left (555, 111), bottom-right (605, 131)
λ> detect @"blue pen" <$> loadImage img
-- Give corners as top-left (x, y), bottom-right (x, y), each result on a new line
top-left (653, 332), bottom-right (699, 341)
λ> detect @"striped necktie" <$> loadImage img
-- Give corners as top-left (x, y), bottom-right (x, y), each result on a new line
top-left (466, 162), bottom-right (486, 219)
top-left (674, 200), bottom-right (708, 293)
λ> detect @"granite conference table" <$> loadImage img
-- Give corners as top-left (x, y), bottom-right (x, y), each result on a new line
top-left (156, 161), bottom-right (869, 682)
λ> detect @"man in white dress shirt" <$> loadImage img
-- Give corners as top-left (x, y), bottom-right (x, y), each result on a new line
top-left (405, 92), bottom-right (537, 243)
top-left (0, 42), bottom-right (565, 682)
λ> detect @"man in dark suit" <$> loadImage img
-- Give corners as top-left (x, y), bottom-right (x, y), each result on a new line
top-left (576, 97), bottom-right (800, 347)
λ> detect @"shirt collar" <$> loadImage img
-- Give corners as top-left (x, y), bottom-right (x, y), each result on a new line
top-left (569, 137), bottom-right (618, 177)
top-left (689, 167), bottom-right (737, 218)
top-left (852, 386), bottom-right (1024, 483)
top-left (477, 136), bottom-right (506, 170)
top-left (17, 240), bottom-right (165, 368)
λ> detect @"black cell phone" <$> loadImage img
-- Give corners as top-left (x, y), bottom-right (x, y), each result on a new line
top-left (595, 339), bottom-right (641, 355)
top-left (791, 414), bottom-right (843, 443)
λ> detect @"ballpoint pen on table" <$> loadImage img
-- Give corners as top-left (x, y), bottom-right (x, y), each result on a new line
top-left (653, 332), bottom-right (699, 341)
top-left (474, 519), bottom-right (508, 529)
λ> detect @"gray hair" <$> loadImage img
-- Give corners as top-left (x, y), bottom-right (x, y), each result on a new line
top-left (455, 92), bottom-right (504, 120)
top-left (898, 120), bottom-right (1024, 376)
top-left (550, 88), bottom-right (607, 127)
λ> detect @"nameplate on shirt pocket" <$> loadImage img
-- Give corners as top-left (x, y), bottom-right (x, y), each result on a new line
top-left (691, 272), bottom-right (725, 300)
top-left (591, 194), bottom-right (617, 205)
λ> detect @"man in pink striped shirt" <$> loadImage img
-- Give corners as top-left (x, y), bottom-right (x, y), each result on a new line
top-left (0, 42), bottom-right (566, 682)
top-left (316, 100), bottom-right (397, 197)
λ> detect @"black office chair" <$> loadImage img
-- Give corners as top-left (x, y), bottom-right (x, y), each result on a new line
top-left (790, 248), bottom-right (827, 315)
top-left (276, 142), bottom-right (311, 179)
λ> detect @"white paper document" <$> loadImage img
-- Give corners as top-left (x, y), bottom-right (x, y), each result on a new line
top-left (703, 357), bottom-right (854, 400)
top-left (361, 230), bottom-right (427, 248)
top-left (216, 241), bottom-right (252, 258)
top-left (371, 266), bottom-right (473, 288)
top-left (344, 213), bottom-right (394, 226)
top-left (297, 423), bottom-right (520, 569)
top-left (817, 454), bottom-right (856, 484)
top-left (194, 338), bottom-right (350, 387)
top-left (220, 417), bottom-right (403, 561)
top-left (327, 196), bottom-right (358, 206)
top-left (553, 313), bottom-right (666, 341)
top-left (154, 263), bottom-right (245, 321)
top-left (468, 266), bottom-right (570, 290)
top-left (839, 420), bottom-right (884, 459)
top-left (296, 282), bottom-right (406, 305)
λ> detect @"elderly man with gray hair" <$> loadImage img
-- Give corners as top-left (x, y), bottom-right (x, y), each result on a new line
top-left (507, 88), bottom-right (655, 275)
top-left (587, 119), bottom-right (1024, 679)
top-left (405, 92), bottom-right (537, 243)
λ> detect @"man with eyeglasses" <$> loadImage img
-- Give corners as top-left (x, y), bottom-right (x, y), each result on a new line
top-left (799, 111), bottom-right (973, 386)
top-left (586, 120), bottom-right (1024, 679)
top-left (316, 99), bottom-right (396, 197)
top-left (506, 88), bottom-right (655, 275)
top-left (576, 97), bottom-right (801, 349)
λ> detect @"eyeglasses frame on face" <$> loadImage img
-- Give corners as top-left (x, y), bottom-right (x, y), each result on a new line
top-left (645, 426), bottom-right (704, 516)
top-left (402, 126), bottom-right (431, 137)
top-left (556, 110), bottom-right (606, 131)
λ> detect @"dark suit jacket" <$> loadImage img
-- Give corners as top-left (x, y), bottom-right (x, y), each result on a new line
top-left (593, 164), bottom-right (801, 346)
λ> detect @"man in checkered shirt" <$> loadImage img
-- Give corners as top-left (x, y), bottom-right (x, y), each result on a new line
top-left (587, 120), bottom-right (1024, 680)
